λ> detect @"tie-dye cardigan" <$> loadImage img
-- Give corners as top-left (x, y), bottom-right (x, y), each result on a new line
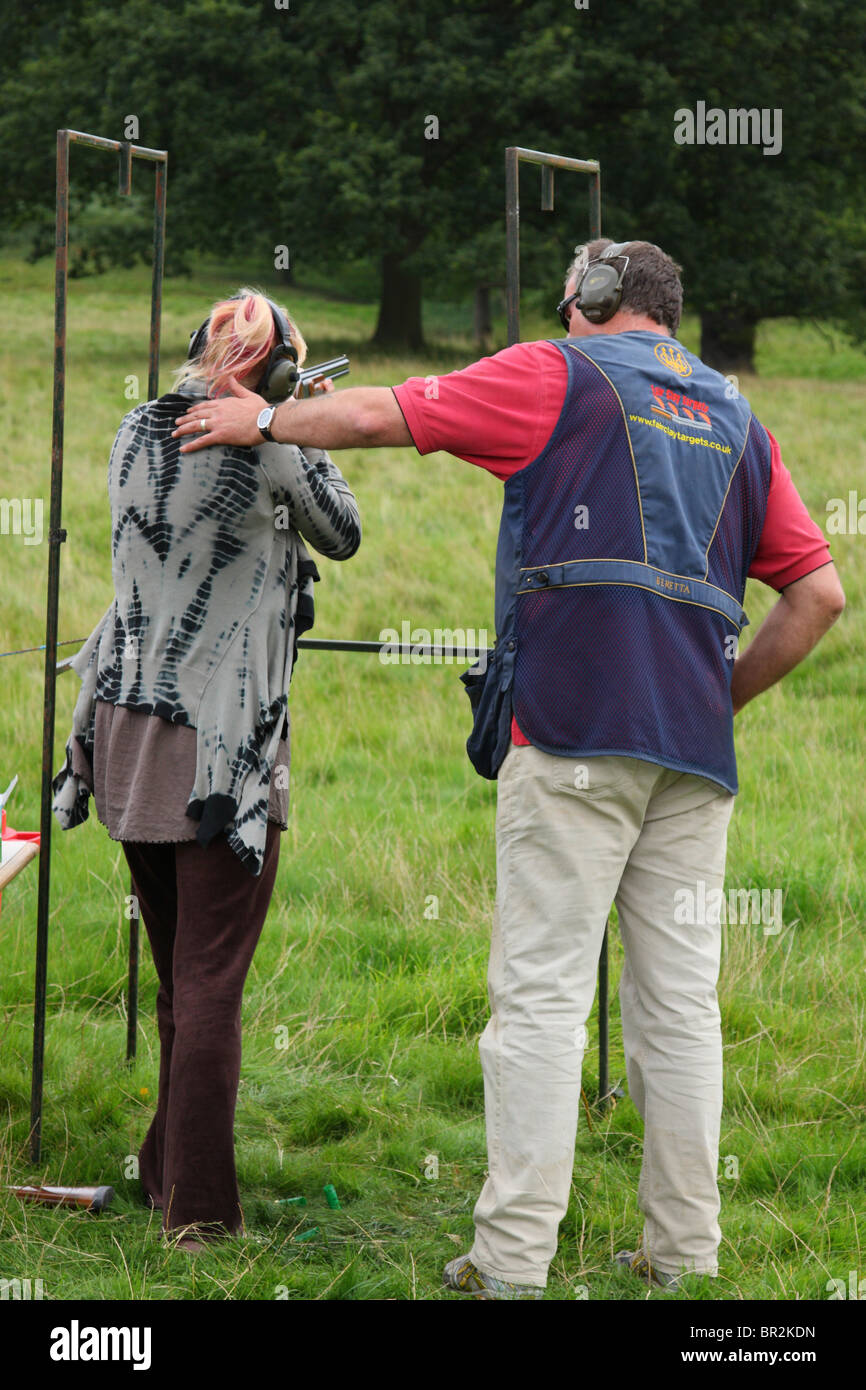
top-left (52, 381), bottom-right (361, 875)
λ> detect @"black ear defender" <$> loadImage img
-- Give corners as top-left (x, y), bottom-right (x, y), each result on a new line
top-left (188, 296), bottom-right (300, 402)
top-left (257, 300), bottom-right (300, 402)
top-left (576, 241), bottom-right (631, 324)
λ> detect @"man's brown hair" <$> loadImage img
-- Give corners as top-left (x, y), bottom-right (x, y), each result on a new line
top-left (565, 239), bottom-right (684, 336)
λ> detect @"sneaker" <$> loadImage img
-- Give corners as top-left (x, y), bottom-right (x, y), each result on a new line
top-left (615, 1249), bottom-right (682, 1292)
top-left (443, 1254), bottom-right (544, 1301)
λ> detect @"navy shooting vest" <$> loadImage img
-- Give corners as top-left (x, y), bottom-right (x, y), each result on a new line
top-left (463, 331), bottom-right (773, 793)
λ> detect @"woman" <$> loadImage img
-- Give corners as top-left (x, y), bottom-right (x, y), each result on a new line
top-left (52, 289), bottom-right (361, 1251)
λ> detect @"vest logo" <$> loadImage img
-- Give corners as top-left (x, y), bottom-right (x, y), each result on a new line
top-left (655, 574), bottom-right (692, 598)
top-left (653, 342), bottom-right (692, 377)
top-left (650, 383), bottom-right (712, 430)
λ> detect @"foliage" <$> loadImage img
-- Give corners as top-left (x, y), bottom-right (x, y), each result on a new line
top-left (0, 2), bottom-right (864, 347)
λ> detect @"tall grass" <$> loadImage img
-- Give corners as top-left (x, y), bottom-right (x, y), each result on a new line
top-left (0, 255), bottom-right (863, 1299)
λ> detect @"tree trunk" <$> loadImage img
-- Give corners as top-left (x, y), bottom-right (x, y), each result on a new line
top-left (699, 311), bottom-right (757, 375)
top-left (373, 253), bottom-right (424, 350)
top-left (474, 285), bottom-right (492, 350)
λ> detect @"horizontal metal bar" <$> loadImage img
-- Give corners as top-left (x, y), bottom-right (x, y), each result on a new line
top-left (507, 146), bottom-right (600, 174)
top-left (52, 636), bottom-right (492, 668)
top-left (297, 639), bottom-right (491, 658)
top-left (0, 637), bottom-right (88, 661)
top-left (65, 130), bottom-right (168, 163)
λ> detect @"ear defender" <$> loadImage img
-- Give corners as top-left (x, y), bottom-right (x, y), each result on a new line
top-left (188, 297), bottom-right (300, 401)
top-left (258, 301), bottom-right (300, 403)
top-left (188, 320), bottom-right (210, 361)
top-left (576, 241), bottom-right (631, 324)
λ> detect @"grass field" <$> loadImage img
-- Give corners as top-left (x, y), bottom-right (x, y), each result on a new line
top-left (0, 254), bottom-right (864, 1301)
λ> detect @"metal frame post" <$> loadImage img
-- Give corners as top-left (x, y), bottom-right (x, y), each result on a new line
top-left (503, 146), bottom-right (615, 1110)
top-left (31, 129), bottom-right (168, 1162)
top-left (505, 146), bottom-right (601, 347)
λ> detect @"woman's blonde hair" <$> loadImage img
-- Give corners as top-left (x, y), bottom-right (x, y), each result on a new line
top-left (173, 287), bottom-right (308, 397)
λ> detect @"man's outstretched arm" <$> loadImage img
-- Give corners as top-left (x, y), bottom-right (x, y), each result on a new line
top-left (730, 562), bottom-right (845, 714)
top-left (173, 376), bottom-right (411, 452)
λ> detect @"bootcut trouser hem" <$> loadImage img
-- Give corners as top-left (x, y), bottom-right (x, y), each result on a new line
top-left (122, 822), bottom-right (281, 1237)
top-left (464, 1250), bottom-right (548, 1289)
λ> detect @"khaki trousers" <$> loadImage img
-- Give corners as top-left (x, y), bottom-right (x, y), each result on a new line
top-left (469, 743), bottom-right (736, 1287)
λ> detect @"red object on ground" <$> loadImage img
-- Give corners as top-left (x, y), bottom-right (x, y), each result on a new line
top-left (10, 1184), bottom-right (115, 1211)
top-left (0, 807), bottom-right (41, 913)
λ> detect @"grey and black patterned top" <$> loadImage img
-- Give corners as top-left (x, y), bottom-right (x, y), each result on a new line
top-left (52, 379), bottom-right (361, 875)
top-left (64, 700), bottom-right (291, 841)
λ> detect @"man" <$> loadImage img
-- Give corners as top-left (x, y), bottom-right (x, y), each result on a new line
top-left (173, 240), bottom-right (844, 1298)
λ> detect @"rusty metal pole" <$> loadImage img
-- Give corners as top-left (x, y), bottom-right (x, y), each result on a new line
top-left (31, 130), bottom-right (168, 1158)
top-left (589, 167), bottom-right (602, 241)
top-left (148, 160), bottom-right (167, 401)
top-left (30, 129), bottom-right (71, 1163)
top-left (586, 165), bottom-right (611, 1109)
top-left (504, 146), bottom-right (601, 346)
top-left (593, 173), bottom-right (608, 1110)
top-left (502, 146), bottom-right (614, 1110)
top-left (505, 148), bottom-right (521, 347)
top-left (116, 137), bottom-right (140, 1068)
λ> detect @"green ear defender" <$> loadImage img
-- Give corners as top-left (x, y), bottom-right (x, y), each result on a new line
top-left (576, 242), bottom-right (631, 324)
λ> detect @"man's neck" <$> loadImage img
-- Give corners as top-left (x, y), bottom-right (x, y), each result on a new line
top-left (571, 313), bottom-right (671, 338)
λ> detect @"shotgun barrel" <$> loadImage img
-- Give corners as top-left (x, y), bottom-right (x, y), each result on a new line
top-left (295, 355), bottom-right (350, 396)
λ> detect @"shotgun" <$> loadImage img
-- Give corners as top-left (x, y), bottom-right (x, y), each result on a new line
top-left (295, 355), bottom-right (350, 397)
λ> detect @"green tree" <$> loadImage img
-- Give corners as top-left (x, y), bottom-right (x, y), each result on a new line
top-left (1, 0), bottom-right (863, 366)
top-left (281, 0), bottom-right (525, 348)
top-left (0, 1), bottom-right (291, 270)
top-left (505, 0), bottom-right (866, 369)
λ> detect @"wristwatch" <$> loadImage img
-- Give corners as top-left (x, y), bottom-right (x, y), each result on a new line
top-left (257, 405), bottom-right (277, 442)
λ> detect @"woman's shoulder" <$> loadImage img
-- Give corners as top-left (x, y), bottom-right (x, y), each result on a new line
top-left (114, 392), bottom-right (207, 442)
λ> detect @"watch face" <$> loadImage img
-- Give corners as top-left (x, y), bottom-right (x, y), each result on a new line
top-left (257, 407), bottom-right (273, 429)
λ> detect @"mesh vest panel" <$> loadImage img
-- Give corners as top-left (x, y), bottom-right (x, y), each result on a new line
top-left (504, 336), bottom-right (772, 792)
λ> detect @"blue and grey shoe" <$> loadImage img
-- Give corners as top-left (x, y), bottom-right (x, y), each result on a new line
top-left (615, 1249), bottom-right (682, 1292)
top-left (443, 1254), bottom-right (544, 1300)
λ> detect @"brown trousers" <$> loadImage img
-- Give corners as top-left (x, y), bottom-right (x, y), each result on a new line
top-left (122, 823), bottom-right (281, 1238)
